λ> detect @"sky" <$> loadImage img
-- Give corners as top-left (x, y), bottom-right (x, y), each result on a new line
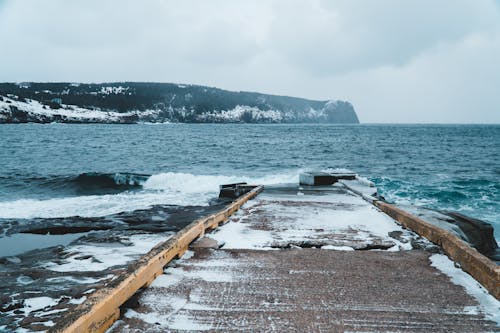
top-left (0, 0), bottom-right (499, 123)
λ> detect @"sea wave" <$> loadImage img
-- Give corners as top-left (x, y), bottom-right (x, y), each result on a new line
top-left (0, 172), bottom-right (150, 199)
top-left (0, 171), bottom-right (299, 219)
top-left (143, 171), bottom-right (298, 192)
top-left (372, 175), bottom-right (500, 240)
top-left (74, 172), bottom-right (149, 188)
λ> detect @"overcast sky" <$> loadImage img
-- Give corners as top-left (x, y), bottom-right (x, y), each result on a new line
top-left (0, 0), bottom-right (499, 123)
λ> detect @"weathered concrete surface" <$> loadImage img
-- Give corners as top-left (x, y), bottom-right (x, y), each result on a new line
top-left (110, 184), bottom-right (499, 332)
top-left (111, 249), bottom-right (496, 333)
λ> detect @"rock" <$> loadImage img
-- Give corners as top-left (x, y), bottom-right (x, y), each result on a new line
top-left (190, 237), bottom-right (220, 250)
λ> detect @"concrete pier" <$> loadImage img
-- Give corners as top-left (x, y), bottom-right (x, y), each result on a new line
top-left (109, 183), bottom-right (499, 332)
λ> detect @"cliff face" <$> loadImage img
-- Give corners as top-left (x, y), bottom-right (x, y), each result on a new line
top-left (0, 82), bottom-right (359, 124)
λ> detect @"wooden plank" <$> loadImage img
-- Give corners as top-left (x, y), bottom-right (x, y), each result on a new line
top-left (50, 186), bottom-right (263, 333)
top-left (374, 200), bottom-right (500, 300)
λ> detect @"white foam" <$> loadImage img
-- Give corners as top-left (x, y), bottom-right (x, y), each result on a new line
top-left (321, 167), bottom-right (356, 174)
top-left (0, 191), bottom-right (210, 219)
top-left (143, 171), bottom-right (299, 191)
top-left (0, 171), bottom-right (299, 218)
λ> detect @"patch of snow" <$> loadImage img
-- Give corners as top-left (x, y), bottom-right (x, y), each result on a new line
top-left (45, 233), bottom-right (171, 272)
top-left (180, 250), bottom-right (195, 260)
top-left (168, 314), bottom-right (211, 331)
top-left (213, 190), bottom-right (413, 251)
top-left (99, 86), bottom-right (129, 95)
top-left (0, 95), bottom-right (157, 123)
top-left (68, 296), bottom-right (87, 305)
top-left (196, 105), bottom-right (283, 123)
top-left (149, 269), bottom-right (184, 288)
top-left (429, 254), bottom-right (500, 324)
top-left (340, 179), bottom-right (379, 201)
top-left (125, 288), bottom-right (212, 330)
top-left (125, 308), bottom-right (167, 326)
top-left (161, 262), bottom-right (235, 284)
top-left (211, 220), bottom-right (275, 250)
top-left (321, 245), bottom-right (355, 251)
top-left (185, 269), bottom-right (233, 283)
top-left (324, 100), bottom-right (339, 108)
top-left (22, 296), bottom-right (58, 314)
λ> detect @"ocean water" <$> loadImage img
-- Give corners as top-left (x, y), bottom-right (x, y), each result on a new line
top-left (0, 123), bottom-right (498, 241)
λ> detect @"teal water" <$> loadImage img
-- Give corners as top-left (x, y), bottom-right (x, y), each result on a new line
top-left (0, 123), bottom-right (498, 241)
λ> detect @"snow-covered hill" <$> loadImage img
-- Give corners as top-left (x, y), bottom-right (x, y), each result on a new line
top-left (0, 82), bottom-right (359, 124)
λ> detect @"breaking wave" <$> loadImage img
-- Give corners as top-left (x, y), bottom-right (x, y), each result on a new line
top-left (0, 171), bottom-right (299, 219)
top-left (0, 172), bottom-right (150, 199)
top-left (73, 172), bottom-right (149, 191)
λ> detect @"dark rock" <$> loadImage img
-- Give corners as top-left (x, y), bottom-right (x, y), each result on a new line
top-left (388, 231), bottom-right (408, 243)
top-left (444, 212), bottom-right (498, 256)
top-left (0, 297), bottom-right (23, 312)
top-left (20, 316), bottom-right (43, 326)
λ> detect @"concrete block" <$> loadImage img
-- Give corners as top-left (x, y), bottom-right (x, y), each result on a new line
top-left (219, 183), bottom-right (256, 198)
top-left (299, 172), bottom-right (356, 186)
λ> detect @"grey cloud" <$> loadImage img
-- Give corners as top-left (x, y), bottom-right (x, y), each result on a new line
top-left (0, 0), bottom-right (499, 123)
top-left (267, 0), bottom-right (500, 75)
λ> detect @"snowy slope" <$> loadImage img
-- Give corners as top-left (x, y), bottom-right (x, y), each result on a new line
top-left (0, 82), bottom-right (360, 124)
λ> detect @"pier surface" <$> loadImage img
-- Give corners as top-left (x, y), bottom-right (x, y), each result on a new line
top-left (110, 184), bottom-right (498, 332)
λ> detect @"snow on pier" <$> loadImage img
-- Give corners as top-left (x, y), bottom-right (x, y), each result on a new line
top-left (110, 183), bottom-right (499, 332)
